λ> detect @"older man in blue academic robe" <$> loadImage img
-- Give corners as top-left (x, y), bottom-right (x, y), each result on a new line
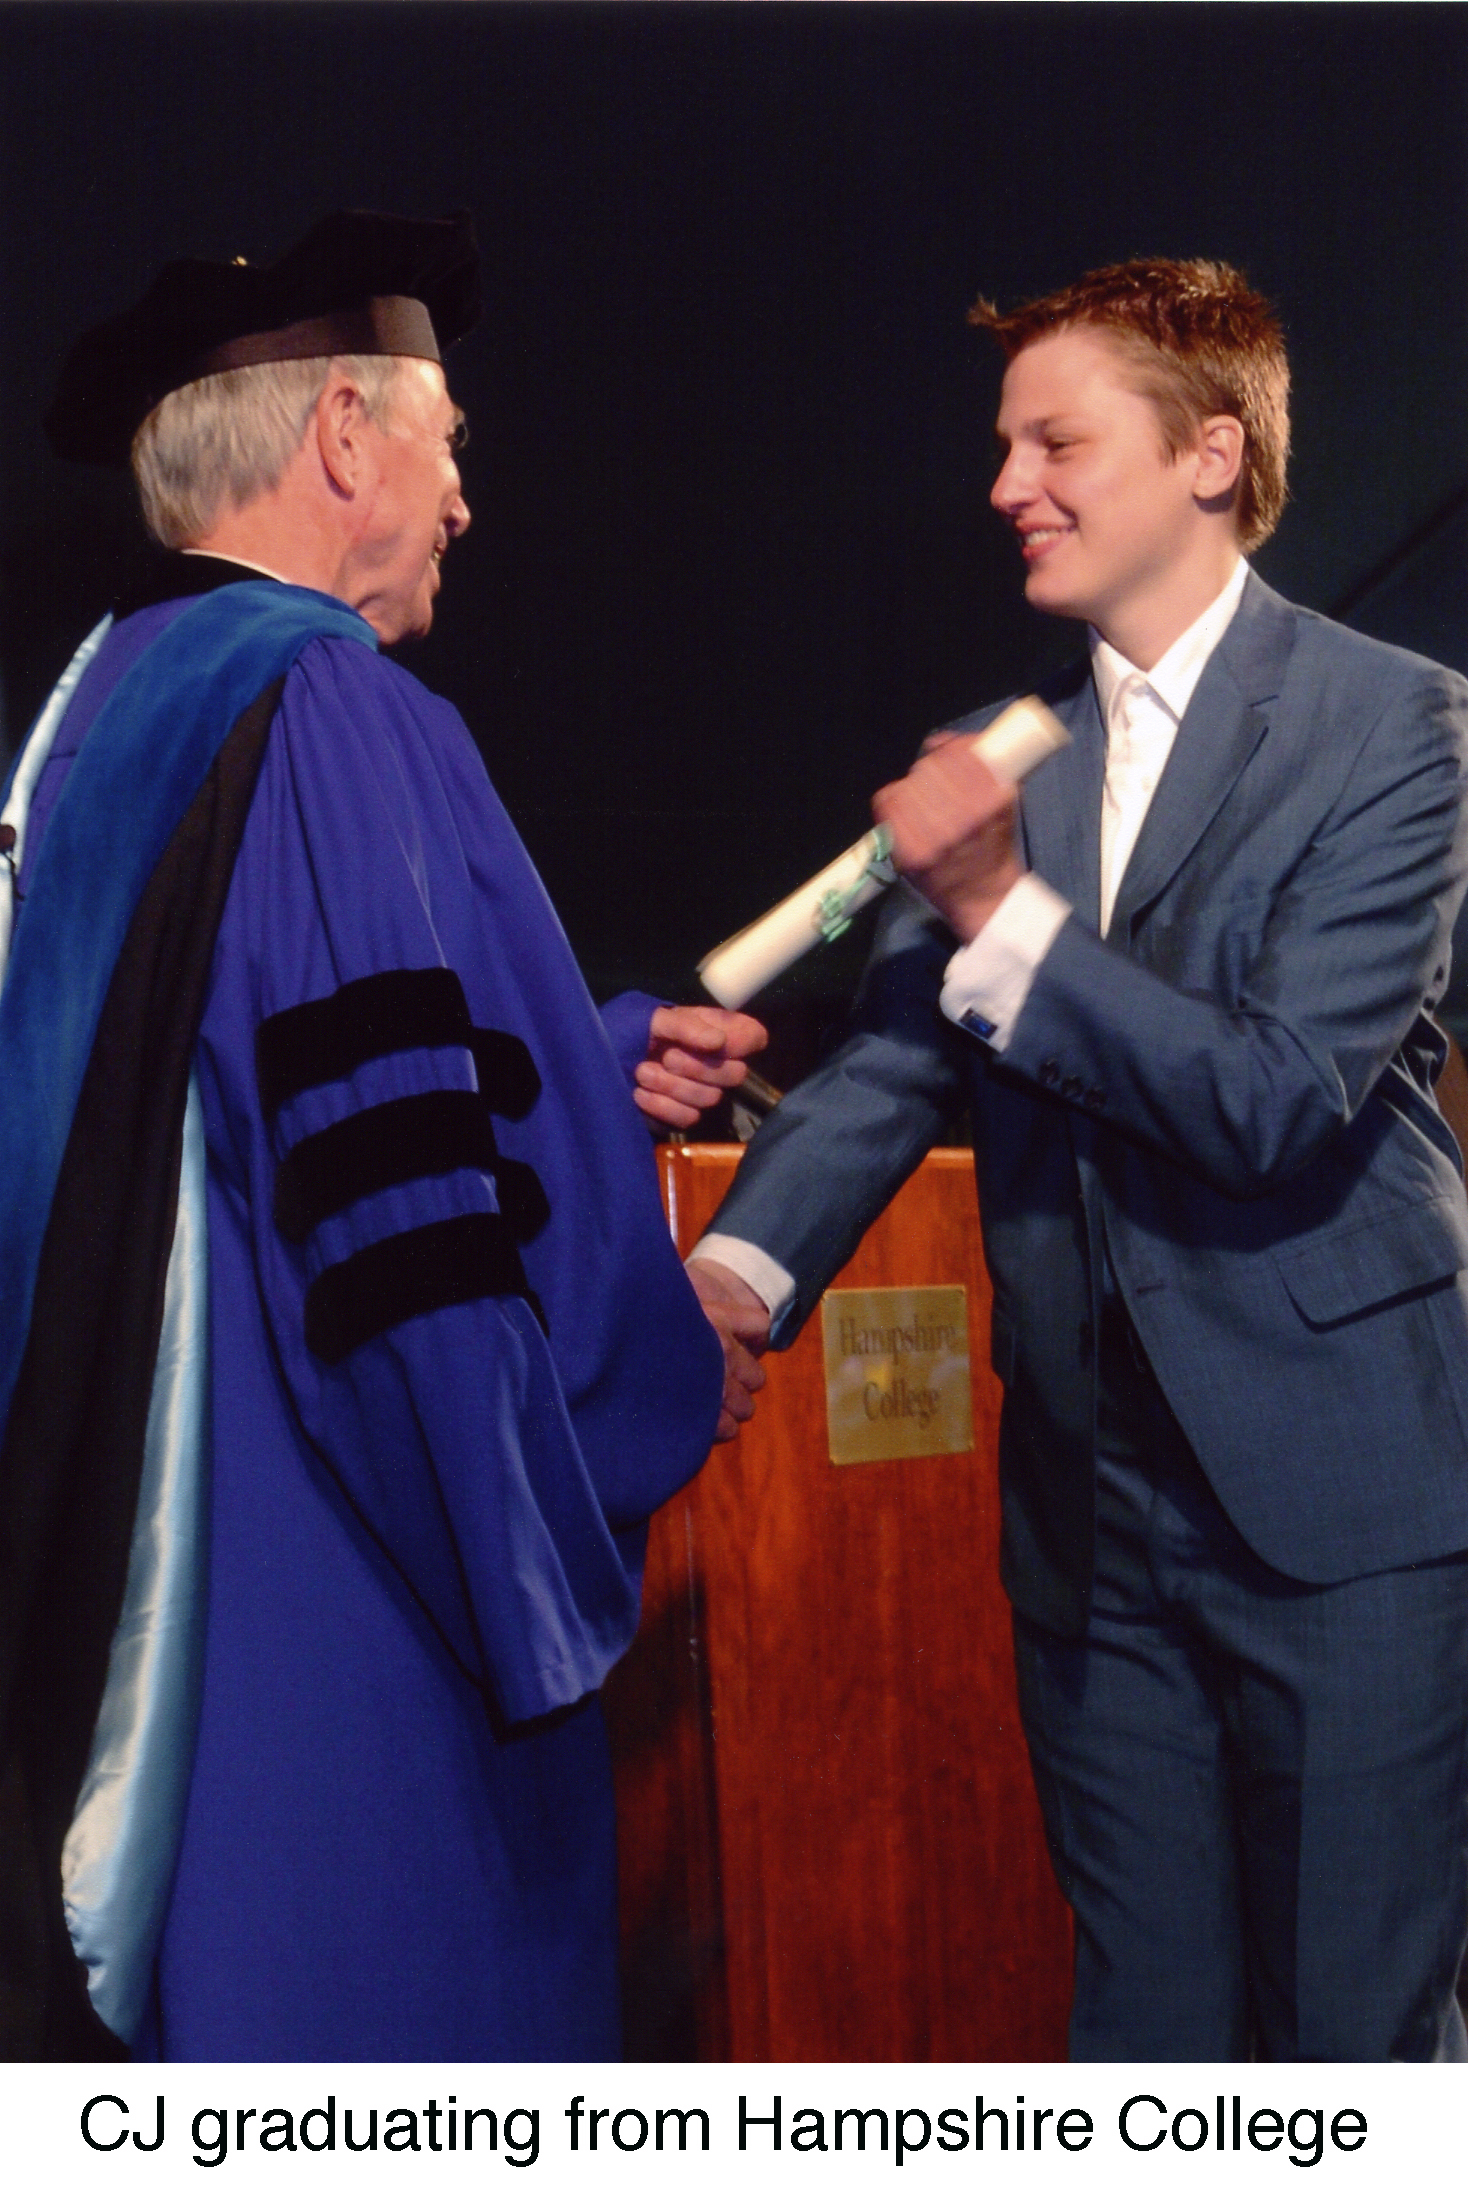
top-left (0, 210), bottom-right (763, 2060)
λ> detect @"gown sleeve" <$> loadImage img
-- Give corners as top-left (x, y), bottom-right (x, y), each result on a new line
top-left (598, 990), bottom-right (662, 1089)
top-left (195, 637), bottom-right (722, 1723)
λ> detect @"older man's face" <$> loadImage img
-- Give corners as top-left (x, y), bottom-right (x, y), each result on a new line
top-left (351, 358), bottom-right (470, 643)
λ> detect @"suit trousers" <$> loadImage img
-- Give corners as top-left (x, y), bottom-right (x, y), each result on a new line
top-left (1012, 1286), bottom-right (1468, 2061)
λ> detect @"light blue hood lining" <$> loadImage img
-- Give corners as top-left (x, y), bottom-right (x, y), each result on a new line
top-left (0, 587), bottom-right (373, 2044)
top-left (3, 633), bottom-right (209, 2046)
top-left (61, 1075), bottom-right (210, 2043)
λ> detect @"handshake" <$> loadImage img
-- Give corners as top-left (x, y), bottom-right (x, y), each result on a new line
top-left (646, 704), bottom-right (1049, 1443)
top-left (687, 1253), bottom-right (770, 1442)
top-left (630, 1000), bottom-right (772, 1444)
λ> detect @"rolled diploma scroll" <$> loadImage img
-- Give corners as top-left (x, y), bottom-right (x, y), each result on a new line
top-left (698, 694), bottom-right (1070, 1009)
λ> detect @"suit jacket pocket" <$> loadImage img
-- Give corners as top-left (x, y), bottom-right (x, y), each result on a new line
top-left (1273, 1193), bottom-right (1468, 1327)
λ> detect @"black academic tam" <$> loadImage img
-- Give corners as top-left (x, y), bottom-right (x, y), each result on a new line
top-left (45, 207), bottom-right (481, 467)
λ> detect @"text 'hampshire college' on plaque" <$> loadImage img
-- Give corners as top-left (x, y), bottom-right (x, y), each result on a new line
top-left (819, 1285), bottom-right (974, 1466)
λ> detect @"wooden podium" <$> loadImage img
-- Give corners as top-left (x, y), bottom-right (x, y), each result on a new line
top-left (604, 1145), bottom-right (1072, 2061)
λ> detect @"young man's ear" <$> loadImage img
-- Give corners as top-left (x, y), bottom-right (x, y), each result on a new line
top-left (315, 377), bottom-right (373, 498)
top-left (1193, 413), bottom-right (1246, 506)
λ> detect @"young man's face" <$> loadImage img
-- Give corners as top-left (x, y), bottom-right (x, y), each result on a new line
top-left (990, 328), bottom-right (1209, 643)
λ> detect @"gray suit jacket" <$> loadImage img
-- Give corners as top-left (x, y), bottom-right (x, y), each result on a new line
top-left (709, 575), bottom-right (1468, 1634)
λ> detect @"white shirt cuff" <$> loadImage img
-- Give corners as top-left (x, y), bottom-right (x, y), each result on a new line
top-left (688, 1233), bottom-right (797, 1321)
top-left (939, 874), bottom-right (1072, 1051)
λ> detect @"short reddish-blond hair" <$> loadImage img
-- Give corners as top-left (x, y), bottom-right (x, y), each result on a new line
top-left (970, 258), bottom-right (1290, 553)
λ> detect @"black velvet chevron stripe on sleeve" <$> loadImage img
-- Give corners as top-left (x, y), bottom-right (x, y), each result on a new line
top-left (257, 971), bottom-right (555, 1357)
top-left (304, 1212), bottom-right (546, 1364)
top-left (489, 1156), bottom-right (552, 1244)
top-left (470, 1028), bottom-right (541, 1120)
top-left (256, 967), bottom-right (542, 1121)
top-left (273, 1088), bottom-right (501, 1244)
top-left (257, 968), bottom-right (472, 1116)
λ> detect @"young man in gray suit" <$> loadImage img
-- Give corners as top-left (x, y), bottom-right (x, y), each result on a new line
top-left (689, 259), bottom-right (1468, 2060)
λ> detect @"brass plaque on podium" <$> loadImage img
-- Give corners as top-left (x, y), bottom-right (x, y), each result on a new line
top-left (820, 1285), bottom-right (973, 1465)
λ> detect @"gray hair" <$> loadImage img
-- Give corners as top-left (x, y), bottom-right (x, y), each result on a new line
top-left (131, 352), bottom-right (406, 548)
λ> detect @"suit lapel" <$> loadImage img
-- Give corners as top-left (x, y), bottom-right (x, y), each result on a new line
top-left (1109, 573), bottom-right (1298, 941)
top-left (1019, 659), bottom-right (1106, 928)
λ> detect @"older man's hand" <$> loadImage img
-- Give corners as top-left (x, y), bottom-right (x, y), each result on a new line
top-left (634, 1005), bottom-right (768, 1130)
top-left (872, 734), bottom-right (1025, 943)
top-left (688, 1256), bottom-right (772, 1441)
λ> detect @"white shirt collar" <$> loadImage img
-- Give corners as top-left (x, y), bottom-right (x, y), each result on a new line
top-left (1090, 557), bottom-right (1250, 731)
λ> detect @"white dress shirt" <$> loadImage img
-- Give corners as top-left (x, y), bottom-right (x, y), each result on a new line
top-left (941, 556), bottom-right (1249, 1040)
top-left (692, 559), bottom-right (1250, 1317)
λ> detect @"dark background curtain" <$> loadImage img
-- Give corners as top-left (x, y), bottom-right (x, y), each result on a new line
top-left (2, 3), bottom-right (1463, 1055)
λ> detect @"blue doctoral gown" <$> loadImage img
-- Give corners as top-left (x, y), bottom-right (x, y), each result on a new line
top-left (19, 576), bottom-right (722, 2059)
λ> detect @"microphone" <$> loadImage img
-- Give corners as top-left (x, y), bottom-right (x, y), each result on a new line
top-left (698, 695), bottom-right (1069, 1010)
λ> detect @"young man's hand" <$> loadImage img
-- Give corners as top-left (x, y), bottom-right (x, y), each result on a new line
top-left (873, 735), bottom-right (1025, 942)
